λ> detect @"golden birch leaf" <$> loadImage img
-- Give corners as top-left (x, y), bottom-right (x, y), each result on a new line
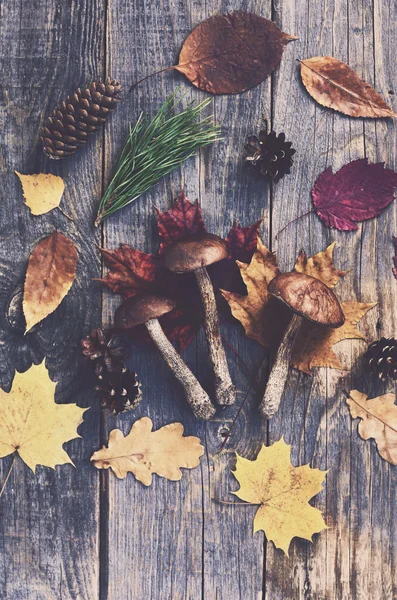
top-left (0, 362), bottom-right (86, 472)
top-left (221, 241), bottom-right (376, 374)
top-left (232, 438), bottom-right (328, 555)
top-left (91, 417), bottom-right (204, 486)
top-left (300, 56), bottom-right (397, 118)
top-left (23, 231), bottom-right (78, 332)
top-left (15, 171), bottom-right (65, 216)
top-left (347, 390), bottom-right (397, 465)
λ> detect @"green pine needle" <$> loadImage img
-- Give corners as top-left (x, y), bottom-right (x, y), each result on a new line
top-left (95, 93), bottom-right (221, 225)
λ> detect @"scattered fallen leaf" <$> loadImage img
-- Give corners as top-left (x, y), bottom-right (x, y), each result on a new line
top-left (23, 231), bottom-right (78, 332)
top-left (100, 191), bottom-right (261, 350)
top-left (232, 438), bottom-right (328, 555)
top-left (15, 171), bottom-right (65, 216)
top-left (91, 416), bottom-right (204, 486)
top-left (312, 159), bottom-right (397, 231)
top-left (347, 390), bottom-right (397, 465)
top-left (221, 242), bottom-right (377, 374)
top-left (176, 12), bottom-right (296, 94)
top-left (0, 362), bottom-right (86, 472)
top-left (300, 56), bottom-right (397, 118)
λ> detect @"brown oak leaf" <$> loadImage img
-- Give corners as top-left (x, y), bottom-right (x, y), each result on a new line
top-left (176, 12), bottom-right (297, 95)
top-left (221, 242), bottom-right (376, 374)
top-left (99, 191), bottom-right (262, 351)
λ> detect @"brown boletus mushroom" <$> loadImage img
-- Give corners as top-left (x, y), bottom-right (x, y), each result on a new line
top-left (259, 271), bottom-right (345, 419)
top-left (163, 233), bottom-right (235, 406)
top-left (115, 293), bottom-right (216, 420)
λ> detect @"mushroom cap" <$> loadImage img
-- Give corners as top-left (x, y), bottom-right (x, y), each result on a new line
top-left (114, 294), bottom-right (176, 328)
top-left (268, 272), bottom-right (345, 328)
top-left (163, 233), bottom-right (228, 273)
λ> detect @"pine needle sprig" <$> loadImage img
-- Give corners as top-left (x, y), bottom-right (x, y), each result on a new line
top-left (95, 93), bottom-right (220, 225)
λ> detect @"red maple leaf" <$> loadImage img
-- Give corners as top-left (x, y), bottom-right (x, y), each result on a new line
top-left (312, 159), bottom-right (397, 231)
top-left (99, 191), bottom-right (262, 351)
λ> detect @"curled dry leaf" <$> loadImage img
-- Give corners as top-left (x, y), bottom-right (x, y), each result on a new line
top-left (91, 416), bottom-right (204, 486)
top-left (176, 12), bottom-right (297, 94)
top-left (300, 56), bottom-right (397, 118)
top-left (0, 362), bottom-right (86, 472)
top-left (347, 390), bottom-right (397, 465)
top-left (232, 438), bottom-right (328, 555)
top-left (312, 159), bottom-right (397, 231)
top-left (23, 231), bottom-right (78, 332)
top-left (15, 171), bottom-right (65, 216)
top-left (221, 242), bottom-right (376, 374)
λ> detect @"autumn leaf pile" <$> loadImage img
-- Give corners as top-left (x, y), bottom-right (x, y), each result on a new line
top-left (100, 191), bottom-right (261, 351)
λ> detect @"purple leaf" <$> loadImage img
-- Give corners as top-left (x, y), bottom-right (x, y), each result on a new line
top-left (312, 159), bottom-right (397, 231)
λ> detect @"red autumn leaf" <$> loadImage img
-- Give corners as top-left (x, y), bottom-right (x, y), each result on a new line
top-left (393, 237), bottom-right (397, 280)
top-left (157, 190), bottom-right (206, 254)
top-left (99, 192), bottom-right (261, 351)
top-left (312, 159), bottom-right (397, 231)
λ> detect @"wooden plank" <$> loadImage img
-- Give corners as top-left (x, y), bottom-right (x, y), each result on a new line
top-left (0, 1), bottom-right (104, 598)
top-left (103, 1), bottom-right (271, 598)
top-left (266, 0), bottom-right (397, 598)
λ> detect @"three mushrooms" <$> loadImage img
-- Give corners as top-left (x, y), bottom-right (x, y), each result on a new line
top-left (115, 234), bottom-right (345, 421)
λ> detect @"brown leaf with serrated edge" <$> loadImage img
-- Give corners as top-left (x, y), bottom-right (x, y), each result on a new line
top-left (300, 57), bottom-right (397, 118)
top-left (346, 390), bottom-right (397, 465)
top-left (90, 417), bottom-right (204, 486)
top-left (176, 12), bottom-right (296, 95)
top-left (15, 171), bottom-right (65, 216)
top-left (221, 242), bottom-right (376, 374)
top-left (23, 231), bottom-right (78, 332)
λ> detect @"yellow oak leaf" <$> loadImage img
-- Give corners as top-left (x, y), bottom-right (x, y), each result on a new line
top-left (221, 241), bottom-right (376, 374)
top-left (232, 438), bottom-right (328, 555)
top-left (15, 171), bottom-right (65, 216)
top-left (91, 417), bottom-right (204, 486)
top-left (0, 362), bottom-right (86, 472)
top-left (347, 390), bottom-right (397, 465)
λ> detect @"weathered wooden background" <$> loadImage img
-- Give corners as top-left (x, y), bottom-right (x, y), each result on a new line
top-left (0, 0), bottom-right (396, 598)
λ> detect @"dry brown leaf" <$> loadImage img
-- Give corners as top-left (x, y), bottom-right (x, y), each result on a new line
top-left (15, 171), bottom-right (65, 216)
top-left (300, 56), bottom-right (397, 118)
top-left (0, 362), bottom-right (86, 472)
top-left (91, 416), bottom-right (204, 486)
top-left (221, 242), bottom-right (376, 374)
top-left (232, 438), bottom-right (328, 555)
top-left (347, 390), bottom-right (397, 465)
top-left (176, 12), bottom-right (296, 94)
top-left (23, 231), bottom-right (78, 332)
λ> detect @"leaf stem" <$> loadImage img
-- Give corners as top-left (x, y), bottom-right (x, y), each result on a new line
top-left (129, 65), bottom-right (176, 92)
top-left (0, 453), bottom-right (17, 499)
top-left (275, 209), bottom-right (315, 240)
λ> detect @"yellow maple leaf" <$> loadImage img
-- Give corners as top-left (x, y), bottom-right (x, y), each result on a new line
top-left (0, 362), bottom-right (86, 472)
top-left (347, 390), bottom-right (397, 465)
top-left (15, 171), bottom-right (66, 216)
top-left (91, 417), bottom-right (204, 486)
top-left (232, 438), bottom-right (328, 555)
top-left (221, 241), bottom-right (376, 374)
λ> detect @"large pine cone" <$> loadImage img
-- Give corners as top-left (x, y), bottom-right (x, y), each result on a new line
top-left (41, 78), bottom-right (121, 159)
top-left (364, 337), bottom-right (397, 381)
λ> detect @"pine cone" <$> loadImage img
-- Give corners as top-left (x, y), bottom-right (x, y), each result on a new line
top-left (244, 123), bottom-right (295, 183)
top-left (364, 337), bottom-right (397, 381)
top-left (81, 328), bottom-right (126, 377)
top-left (41, 78), bottom-right (121, 159)
top-left (96, 368), bottom-right (142, 414)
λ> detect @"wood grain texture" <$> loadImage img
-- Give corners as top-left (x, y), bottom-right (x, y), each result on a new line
top-left (0, 1), bottom-right (104, 598)
top-left (1, 0), bottom-right (397, 598)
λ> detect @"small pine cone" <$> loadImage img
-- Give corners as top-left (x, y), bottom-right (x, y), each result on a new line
top-left (244, 123), bottom-right (295, 183)
top-left (41, 78), bottom-right (121, 159)
top-left (81, 328), bottom-right (126, 378)
top-left (96, 368), bottom-right (142, 415)
top-left (364, 337), bottom-right (397, 381)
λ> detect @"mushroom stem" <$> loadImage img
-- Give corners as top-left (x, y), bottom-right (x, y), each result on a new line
top-left (259, 313), bottom-right (302, 419)
top-left (145, 318), bottom-right (216, 420)
top-left (194, 267), bottom-right (235, 405)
